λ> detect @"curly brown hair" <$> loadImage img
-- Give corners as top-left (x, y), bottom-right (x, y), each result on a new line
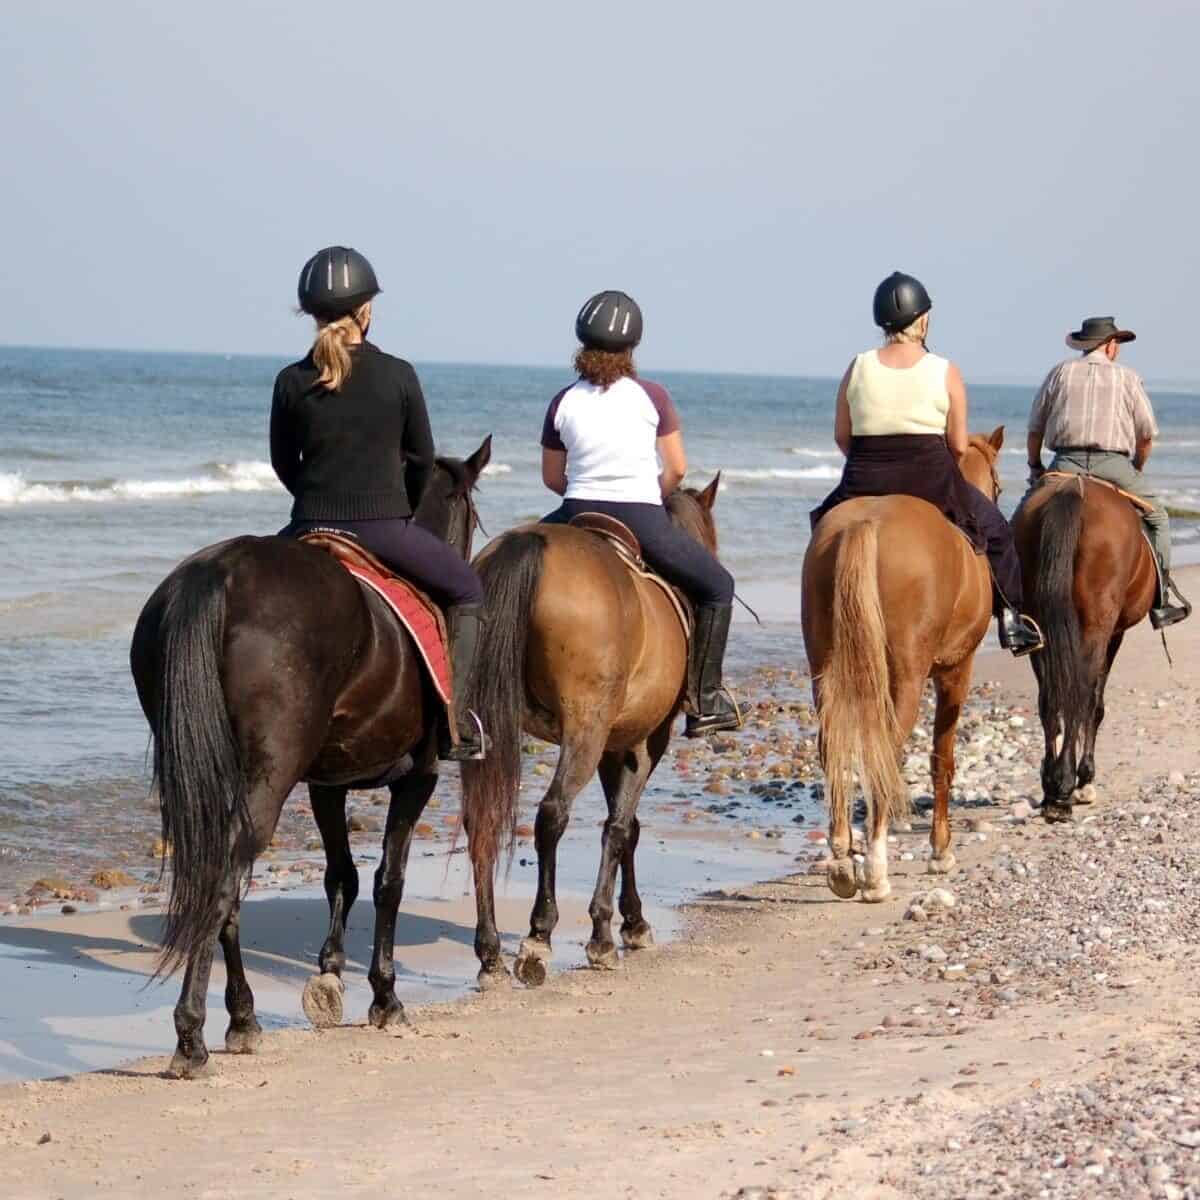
top-left (573, 346), bottom-right (637, 389)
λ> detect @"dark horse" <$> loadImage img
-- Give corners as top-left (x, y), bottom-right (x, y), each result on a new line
top-left (130, 437), bottom-right (491, 1077)
top-left (459, 479), bottom-right (722, 989)
top-left (1013, 476), bottom-right (1155, 821)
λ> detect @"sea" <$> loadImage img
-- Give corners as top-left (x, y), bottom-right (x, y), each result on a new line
top-left (2, 343), bottom-right (1199, 897)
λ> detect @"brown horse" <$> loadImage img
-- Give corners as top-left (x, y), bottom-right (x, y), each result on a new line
top-left (801, 430), bottom-right (1005, 902)
top-left (459, 479), bottom-right (722, 988)
top-left (129, 440), bottom-right (489, 1076)
top-left (1013, 477), bottom-right (1155, 821)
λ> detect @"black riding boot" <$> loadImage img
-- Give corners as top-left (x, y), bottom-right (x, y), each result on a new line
top-left (439, 604), bottom-right (487, 762)
top-left (998, 608), bottom-right (1043, 657)
top-left (1151, 572), bottom-right (1192, 630)
top-left (684, 604), bottom-right (741, 738)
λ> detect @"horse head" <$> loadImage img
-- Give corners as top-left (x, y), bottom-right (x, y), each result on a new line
top-left (960, 427), bottom-right (1004, 502)
top-left (415, 435), bottom-right (492, 559)
top-left (665, 473), bottom-right (721, 554)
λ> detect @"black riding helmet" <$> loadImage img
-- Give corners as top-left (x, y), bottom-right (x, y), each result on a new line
top-left (872, 271), bottom-right (932, 333)
top-left (575, 290), bottom-right (643, 351)
top-left (298, 246), bottom-right (381, 320)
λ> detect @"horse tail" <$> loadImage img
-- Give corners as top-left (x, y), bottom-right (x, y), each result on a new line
top-left (460, 530), bottom-right (546, 877)
top-left (143, 557), bottom-right (248, 974)
top-left (818, 519), bottom-right (906, 837)
top-left (1035, 486), bottom-right (1086, 780)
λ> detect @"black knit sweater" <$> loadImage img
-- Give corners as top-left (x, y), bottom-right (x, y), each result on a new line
top-left (270, 342), bottom-right (435, 521)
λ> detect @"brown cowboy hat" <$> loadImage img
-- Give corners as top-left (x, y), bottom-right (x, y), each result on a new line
top-left (1065, 315), bottom-right (1136, 351)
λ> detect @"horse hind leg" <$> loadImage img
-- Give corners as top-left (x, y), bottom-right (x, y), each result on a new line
top-left (219, 886), bottom-right (262, 1054)
top-left (860, 674), bottom-right (922, 903)
top-left (927, 663), bottom-right (972, 877)
top-left (589, 731), bottom-right (661, 969)
top-left (514, 719), bottom-right (608, 987)
top-left (1075, 633), bottom-right (1122, 805)
top-left (618, 717), bottom-right (671, 951)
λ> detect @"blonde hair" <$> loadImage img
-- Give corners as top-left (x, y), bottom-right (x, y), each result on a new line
top-left (885, 311), bottom-right (929, 345)
top-left (312, 302), bottom-right (371, 391)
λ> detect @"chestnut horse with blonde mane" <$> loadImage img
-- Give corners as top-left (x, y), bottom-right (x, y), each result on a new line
top-left (802, 429), bottom-right (1005, 902)
top-left (1013, 477), bottom-right (1155, 821)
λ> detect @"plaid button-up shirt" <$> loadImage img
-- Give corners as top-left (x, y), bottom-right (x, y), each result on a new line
top-left (1029, 349), bottom-right (1158, 456)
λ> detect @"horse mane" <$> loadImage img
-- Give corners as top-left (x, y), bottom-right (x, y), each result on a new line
top-left (665, 487), bottom-right (719, 554)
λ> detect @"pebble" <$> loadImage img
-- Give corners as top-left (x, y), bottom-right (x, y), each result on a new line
top-left (925, 888), bottom-right (956, 911)
top-left (920, 945), bottom-right (948, 963)
top-left (1010, 800), bottom-right (1034, 821)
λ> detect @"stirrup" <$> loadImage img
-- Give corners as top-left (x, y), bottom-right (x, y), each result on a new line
top-left (1003, 613), bottom-right (1044, 658)
top-left (440, 710), bottom-right (488, 762)
top-left (684, 688), bottom-right (743, 738)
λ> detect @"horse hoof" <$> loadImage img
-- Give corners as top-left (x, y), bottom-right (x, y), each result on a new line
top-left (224, 1021), bottom-right (263, 1055)
top-left (514, 953), bottom-right (547, 988)
top-left (621, 922), bottom-right (655, 951)
top-left (477, 963), bottom-right (513, 992)
top-left (1042, 802), bottom-right (1074, 824)
top-left (827, 861), bottom-right (858, 899)
top-left (860, 881), bottom-right (892, 904)
top-left (585, 941), bottom-right (621, 970)
top-left (166, 1048), bottom-right (209, 1080)
top-left (368, 1000), bottom-right (408, 1030)
top-left (927, 852), bottom-right (957, 876)
top-left (302, 972), bottom-right (345, 1029)
top-left (1074, 784), bottom-right (1097, 806)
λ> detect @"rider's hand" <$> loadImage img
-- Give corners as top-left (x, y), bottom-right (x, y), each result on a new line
top-left (1027, 462), bottom-right (1045, 487)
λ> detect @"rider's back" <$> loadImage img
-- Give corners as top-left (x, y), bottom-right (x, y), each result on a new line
top-left (847, 349), bottom-right (950, 437)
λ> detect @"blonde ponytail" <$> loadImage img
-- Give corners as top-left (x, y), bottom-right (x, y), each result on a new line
top-left (311, 302), bottom-right (371, 391)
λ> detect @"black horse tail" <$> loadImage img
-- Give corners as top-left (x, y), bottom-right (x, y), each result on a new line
top-left (147, 558), bottom-right (247, 973)
top-left (460, 530), bottom-right (545, 878)
top-left (1035, 487), bottom-right (1086, 792)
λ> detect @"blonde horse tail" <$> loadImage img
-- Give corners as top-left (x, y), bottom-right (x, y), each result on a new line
top-left (818, 519), bottom-right (905, 837)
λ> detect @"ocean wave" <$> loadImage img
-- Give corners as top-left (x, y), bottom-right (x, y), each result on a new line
top-left (787, 446), bottom-right (840, 459)
top-left (0, 460), bottom-right (283, 506)
top-left (720, 466), bottom-right (841, 482)
top-left (481, 462), bottom-right (513, 476)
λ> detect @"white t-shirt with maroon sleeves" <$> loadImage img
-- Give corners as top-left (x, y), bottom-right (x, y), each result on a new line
top-left (540, 376), bottom-right (681, 504)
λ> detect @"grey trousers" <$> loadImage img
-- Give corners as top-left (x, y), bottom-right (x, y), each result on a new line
top-left (1040, 449), bottom-right (1171, 572)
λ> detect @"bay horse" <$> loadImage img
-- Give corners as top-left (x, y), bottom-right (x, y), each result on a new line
top-left (801, 430), bottom-right (1005, 902)
top-left (459, 478), bottom-right (723, 988)
top-left (1013, 477), bottom-right (1155, 821)
top-left (129, 437), bottom-right (491, 1077)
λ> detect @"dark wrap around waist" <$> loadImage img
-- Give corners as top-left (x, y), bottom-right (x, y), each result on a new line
top-left (809, 434), bottom-right (986, 553)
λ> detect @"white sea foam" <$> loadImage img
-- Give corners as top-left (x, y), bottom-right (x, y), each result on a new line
top-left (720, 465), bottom-right (841, 482)
top-left (0, 460), bottom-right (284, 507)
top-left (481, 462), bottom-right (513, 476)
top-left (787, 446), bottom-right (840, 459)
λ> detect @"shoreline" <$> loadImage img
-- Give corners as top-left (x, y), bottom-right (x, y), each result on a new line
top-left (1, 574), bottom-right (1198, 1197)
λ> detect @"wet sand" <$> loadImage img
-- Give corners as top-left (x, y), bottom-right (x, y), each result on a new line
top-left (1, 568), bottom-right (1197, 1198)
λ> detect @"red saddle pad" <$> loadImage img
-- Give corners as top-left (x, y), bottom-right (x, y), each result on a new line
top-left (342, 563), bottom-right (452, 706)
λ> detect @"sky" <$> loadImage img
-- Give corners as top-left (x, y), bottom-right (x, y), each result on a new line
top-left (2, 1), bottom-right (1198, 381)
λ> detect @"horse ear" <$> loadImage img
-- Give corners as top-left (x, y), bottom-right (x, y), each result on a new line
top-left (699, 472), bottom-right (721, 511)
top-left (988, 426), bottom-right (1005, 451)
top-left (465, 435), bottom-right (493, 481)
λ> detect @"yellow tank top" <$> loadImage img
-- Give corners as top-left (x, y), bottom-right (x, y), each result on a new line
top-left (847, 349), bottom-right (950, 436)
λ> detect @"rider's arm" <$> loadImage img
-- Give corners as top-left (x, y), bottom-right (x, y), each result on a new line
top-left (541, 448), bottom-right (568, 495)
top-left (269, 374), bottom-right (301, 494)
top-left (945, 363), bottom-right (969, 457)
top-left (1026, 430), bottom-right (1045, 473)
top-left (400, 367), bottom-right (435, 512)
top-left (834, 362), bottom-right (853, 455)
top-left (1129, 373), bottom-right (1158, 472)
top-left (657, 431), bottom-right (687, 497)
top-left (1133, 436), bottom-right (1153, 472)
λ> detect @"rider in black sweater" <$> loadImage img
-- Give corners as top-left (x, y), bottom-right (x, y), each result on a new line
top-left (271, 247), bottom-right (485, 760)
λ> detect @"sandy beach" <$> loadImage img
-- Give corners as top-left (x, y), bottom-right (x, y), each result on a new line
top-left (0, 567), bottom-right (1195, 1198)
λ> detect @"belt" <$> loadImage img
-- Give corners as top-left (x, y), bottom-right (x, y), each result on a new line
top-left (1053, 446), bottom-right (1129, 458)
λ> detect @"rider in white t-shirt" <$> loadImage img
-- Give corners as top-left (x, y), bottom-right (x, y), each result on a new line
top-left (540, 290), bottom-right (740, 737)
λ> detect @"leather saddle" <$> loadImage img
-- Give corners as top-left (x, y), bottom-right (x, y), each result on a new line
top-left (298, 529), bottom-right (397, 577)
top-left (1041, 471), bottom-right (1156, 514)
top-left (568, 513), bottom-right (693, 637)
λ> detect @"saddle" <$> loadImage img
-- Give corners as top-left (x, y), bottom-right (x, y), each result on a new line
top-left (1041, 471), bottom-right (1157, 514)
top-left (298, 530), bottom-right (453, 706)
top-left (568, 513), bottom-right (693, 638)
